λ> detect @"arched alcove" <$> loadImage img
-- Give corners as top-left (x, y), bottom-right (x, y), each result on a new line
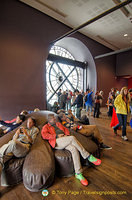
top-left (55, 37), bottom-right (97, 91)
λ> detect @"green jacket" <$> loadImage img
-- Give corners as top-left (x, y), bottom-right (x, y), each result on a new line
top-left (114, 94), bottom-right (129, 115)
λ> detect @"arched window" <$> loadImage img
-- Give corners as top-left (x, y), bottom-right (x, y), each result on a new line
top-left (46, 45), bottom-right (83, 105)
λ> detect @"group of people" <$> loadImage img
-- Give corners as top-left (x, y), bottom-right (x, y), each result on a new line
top-left (53, 88), bottom-right (104, 119)
top-left (0, 85), bottom-right (131, 191)
top-left (0, 103), bottom-right (112, 189)
top-left (41, 110), bottom-right (112, 186)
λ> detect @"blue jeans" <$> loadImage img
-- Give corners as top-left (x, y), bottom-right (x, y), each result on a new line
top-left (76, 107), bottom-right (82, 119)
top-left (130, 106), bottom-right (132, 114)
top-left (113, 114), bottom-right (127, 136)
top-left (86, 104), bottom-right (92, 113)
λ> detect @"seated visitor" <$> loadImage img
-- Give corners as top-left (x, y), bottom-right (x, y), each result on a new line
top-left (0, 117), bottom-right (39, 176)
top-left (58, 112), bottom-right (112, 150)
top-left (0, 114), bottom-right (25, 137)
top-left (41, 114), bottom-right (101, 186)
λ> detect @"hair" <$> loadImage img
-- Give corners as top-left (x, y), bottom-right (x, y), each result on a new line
top-left (19, 114), bottom-right (26, 122)
top-left (48, 114), bottom-right (55, 121)
top-left (74, 89), bottom-right (79, 93)
top-left (120, 87), bottom-right (130, 102)
top-left (129, 88), bottom-right (132, 93)
top-left (20, 110), bottom-right (29, 115)
top-left (29, 117), bottom-right (36, 126)
top-left (58, 112), bottom-right (65, 120)
top-left (34, 108), bottom-right (40, 112)
top-left (57, 109), bottom-right (65, 114)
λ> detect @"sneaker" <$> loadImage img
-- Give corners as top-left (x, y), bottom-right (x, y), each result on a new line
top-left (100, 143), bottom-right (112, 150)
top-left (121, 136), bottom-right (128, 141)
top-left (88, 154), bottom-right (101, 166)
top-left (75, 173), bottom-right (88, 186)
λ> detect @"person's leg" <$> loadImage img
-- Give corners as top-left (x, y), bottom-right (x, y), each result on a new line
top-left (93, 104), bottom-right (97, 118)
top-left (96, 104), bottom-right (100, 118)
top-left (79, 107), bottom-right (82, 119)
top-left (130, 106), bottom-right (132, 114)
top-left (86, 104), bottom-right (89, 112)
top-left (65, 144), bottom-right (88, 186)
top-left (122, 115), bottom-right (127, 137)
top-left (56, 136), bottom-right (101, 165)
top-left (113, 114), bottom-right (123, 134)
top-left (76, 107), bottom-right (81, 119)
top-left (0, 140), bottom-right (30, 164)
top-left (65, 145), bottom-right (82, 174)
top-left (78, 125), bottom-right (103, 143)
top-left (55, 136), bottom-right (89, 159)
top-left (90, 105), bottom-right (92, 115)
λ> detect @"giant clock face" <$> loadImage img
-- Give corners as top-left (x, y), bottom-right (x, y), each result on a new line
top-left (46, 45), bottom-right (83, 105)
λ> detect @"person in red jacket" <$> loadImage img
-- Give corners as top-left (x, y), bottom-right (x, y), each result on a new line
top-left (41, 114), bottom-right (101, 186)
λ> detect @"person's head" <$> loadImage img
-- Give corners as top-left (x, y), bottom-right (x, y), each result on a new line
top-left (58, 112), bottom-right (67, 121)
top-left (20, 110), bottom-right (28, 115)
top-left (48, 114), bottom-right (56, 124)
top-left (129, 88), bottom-right (132, 93)
top-left (27, 117), bottom-right (36, 129)
top-left (68, 109), bottom-right (72, 114)
top-left (111, 88), bottom-right (114, 92)
top-left (74, 89), bottom-right (79, 95)
top-left (34, 108), bottom-right (40, 112)
top-left (120, 87), bottom-right (128, 96)
top-left (54, 101), bottom-right (58, 106)
top-left (16, 114), bottom-right (25, 123)
top-left (100, 90), bottom-right (103, 96)
top-left (57, 109), bottom-right (65, 114)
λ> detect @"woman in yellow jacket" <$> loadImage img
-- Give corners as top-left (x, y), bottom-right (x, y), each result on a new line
top-left (113, 87), bottom-right (130, 141)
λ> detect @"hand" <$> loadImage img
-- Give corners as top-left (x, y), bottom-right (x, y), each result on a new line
top-left (58, 134), bottom-right (64, 138)
top-left (71, 125), bottom-right (77, 130)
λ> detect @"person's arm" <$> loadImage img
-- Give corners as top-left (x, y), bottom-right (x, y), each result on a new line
top-left (13, 128), bottom-right (21, 141)
top-left (41, 125), bottom-right (56, 140)
top-left (22, 128), bottom-right (33, 144)
top-left (114, 95), bottom-right (120, 108)
top-left (72, 96), bottom-right (79, 106)
top-left (30, 127), bottom-right (39, 143)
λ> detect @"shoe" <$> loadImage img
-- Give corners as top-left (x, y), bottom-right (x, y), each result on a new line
top-left (88, 154), bottom-right (101, 166)
top-left (112, 127), bottom-right (117, 135)
top-left (100, 143), bottom-right (112, 150)
top-left (121, 136), bottom-right (128, 141)
top-left (75, 173), bottom-right (88, 186)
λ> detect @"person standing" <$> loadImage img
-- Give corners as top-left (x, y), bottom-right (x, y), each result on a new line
top-left (59, 91), bottom-right (67, 110)
top-left (112, 87), bottom-right (130, 141)
top-left (93, 91), bottom-right (101, 118)
top-left (85, 89), bottom-right (94, 116)
top-left (57, 89), bottom-right (62, 105)
top-left (72, 90), bottom-right (83, 119)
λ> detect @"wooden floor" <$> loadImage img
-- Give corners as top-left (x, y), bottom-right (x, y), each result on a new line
top-left (0, 108), bottom-right (132, 200)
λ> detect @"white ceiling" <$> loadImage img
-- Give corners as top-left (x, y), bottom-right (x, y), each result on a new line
top-left (20, 0), bottom-right (132, 50)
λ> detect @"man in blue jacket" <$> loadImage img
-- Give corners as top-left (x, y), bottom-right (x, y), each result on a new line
top-left (85, 89), bottom-right (94, 116)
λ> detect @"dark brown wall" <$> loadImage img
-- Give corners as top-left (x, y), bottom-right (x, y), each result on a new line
top-left (116, 50), bottom-right (132, 76)
top-left (95, 56), bottom-right (128, 104)
top-left (0, 0), bottom-right (129, 119)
